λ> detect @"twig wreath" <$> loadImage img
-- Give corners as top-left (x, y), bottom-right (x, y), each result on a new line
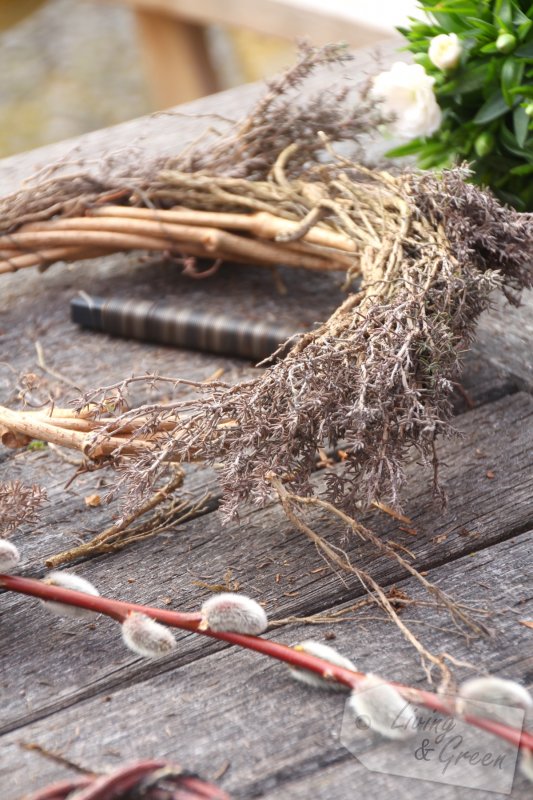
top-left (0, 44), bottom-right (532, 730)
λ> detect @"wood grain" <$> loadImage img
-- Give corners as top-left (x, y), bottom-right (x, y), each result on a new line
top-left (0, 46), bottom-right (531, 800)
top-left (1, 532), bottom-right (531, 800)
top-left (1, 392), bottom-right (531, 733)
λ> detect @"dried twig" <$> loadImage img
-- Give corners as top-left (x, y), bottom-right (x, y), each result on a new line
top-left (45, 470), bottom-right (212, 568)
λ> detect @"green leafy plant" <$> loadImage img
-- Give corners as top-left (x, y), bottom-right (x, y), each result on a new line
top-left (389, 0), bottom-right (533, 210)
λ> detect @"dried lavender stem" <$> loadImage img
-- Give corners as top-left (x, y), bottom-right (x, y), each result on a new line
top-left (1, 572), bottom-right (531, 752)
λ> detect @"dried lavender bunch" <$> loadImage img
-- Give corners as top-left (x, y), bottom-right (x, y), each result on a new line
top-left (78, 158), bottom-right (531, 516)
top-left (169, 41), bottom-right (379, 179)
top-left (0, 479), bottom-right (46, 536)
top-left (0, 42), bottom-right (377, 236)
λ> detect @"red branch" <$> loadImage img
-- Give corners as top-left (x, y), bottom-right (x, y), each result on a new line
top-left (2, 573), bottom-right (532, 753)
top-left (24, 758), bottom-right (230, 799)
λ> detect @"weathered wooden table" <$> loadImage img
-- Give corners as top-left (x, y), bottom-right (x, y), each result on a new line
top-left (0, 50), bottom-right (532, 800)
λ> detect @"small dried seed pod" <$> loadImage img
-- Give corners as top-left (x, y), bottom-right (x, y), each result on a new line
top-left (457, 676), bottom-right (533, 725)
top-left (200, 593), bottom-right (268, 634)
top-left (0, 539), bottom-right (20, 573)
top-left (41, 571), bottom-right (100, 619)
top-left (121, 612), bottom-right (177, 658)
top-left (348, 674), bottom-right (418, 740)
top-left (288, 640), bottom-right (356, 691)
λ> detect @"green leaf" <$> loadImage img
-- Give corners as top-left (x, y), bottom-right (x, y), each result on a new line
top-left (438, 65), bottom-right (488, 96)
top-left (515, 40), bottom-right (533, 57)
top-left (479, 42), bottom-right (500, 54)
top-left (465, 17), bottom-right (496, 37)
top-left (518, 20), bottom-right (532, 40)
top-left (509, 162), bottom-right (533, 175)
top-left (513, 7), bottom-right (532, 26)
top-left (513, 104), bottom-right (530, 146)
top-left (473, 90), bottom-right (510, 123)
top-left (500, 122), bottom-right (533, 159)
top-left (426, 11), bottom-right (470, 32)
top-left (501, 58), bottom-right (525, 105)
top-left (495, 188), bottom-right (526, 209)
top-left (385, 140), bottom-right (426, 158)
top-left (509, 84), bottom-right (533, 98)
top-left (494, 0), bottom-right (513, 26)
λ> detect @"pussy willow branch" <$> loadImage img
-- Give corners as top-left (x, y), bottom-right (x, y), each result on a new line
top-left (25, 759), bottom-right (230, 800)
top-left (1, 573), bottom-right (532, 752)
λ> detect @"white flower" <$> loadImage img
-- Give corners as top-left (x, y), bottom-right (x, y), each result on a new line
top-left (428, 33), bottom-right (461, 71)
top-left (348, 674), bottom-right (418, 740)
top-left (0, 539), bottom-right (20, 573)
top-left (121, 612), bottom-right (177, 658)
top-left (41, 571), bottom-right (100, 619)
top-left (200, 593), bottom-right (268, 635)
top-left (457, 676), bottom-right (533, 725)
top-left (288, 640), bottom-right (356, 691)
top-left (371, 62), bottom-right (442, 140)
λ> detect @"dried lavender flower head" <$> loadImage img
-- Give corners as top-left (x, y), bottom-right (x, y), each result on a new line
top-left (200, 593), bottom-right (268, 634)
top-left (348, 674), bottom-right (417, 740)
top-left (0, 538), bottom-right (20, 573)
top-left (457, 676), bottom-right (533, 725)
top-left (0, 480), bottom-right (46, 536)
top-left (288, 640), bottom-right (356, 691)
top-left (121, 612), bottom-right (177, 658)
top-left (41, 571), bottom-right (100, 619)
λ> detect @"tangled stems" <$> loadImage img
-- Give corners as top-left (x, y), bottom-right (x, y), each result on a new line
top-left (1, 573), bottom-right (532, 753)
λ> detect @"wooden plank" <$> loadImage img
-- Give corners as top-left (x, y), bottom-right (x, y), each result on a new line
top-left (0, 44), bottom-right (530, 800)
top-left (0, 44), bottom-right (386, 196)
top-left (134, 10), bottom-right (219, 107)
top-left (1, 531), bottom-right (531, 799)
top-left (96, 0), bottom-right (402, 48)
top-left (475, 291), bottom-right (533, 389)
top-left (1, 392), bottom-right (531, 734)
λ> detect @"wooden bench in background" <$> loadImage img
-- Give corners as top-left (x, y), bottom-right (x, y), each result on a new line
top-left (94, 0), bottom-right (417, 107)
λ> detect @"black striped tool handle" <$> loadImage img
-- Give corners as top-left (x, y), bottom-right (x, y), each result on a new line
top-left (71, 295), bottom-right (305, 361)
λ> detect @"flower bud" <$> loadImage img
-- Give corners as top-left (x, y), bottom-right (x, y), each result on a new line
top-left (519, 747), bottom-right (533, 784)
top-left (121, 612), bottom-right (177, 658)
top-left (474, 131), bottom-right (495, 158)
top-left (348, 674), bottom-right (418, 739)
top-left (428, 33), bottom-right (461, 71)
top-left (457, 676), bottom-right (533, 724)
top-left (496, 33), bottom-right (516, 53)
top-left (200, 593), bottom-right (268, 634)
top-left (41, 571), bottom-right (100, 618)
top-left (0, 538), bottom-right (20, 573)
top-left (288, 640), bottom-right (356, 691)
